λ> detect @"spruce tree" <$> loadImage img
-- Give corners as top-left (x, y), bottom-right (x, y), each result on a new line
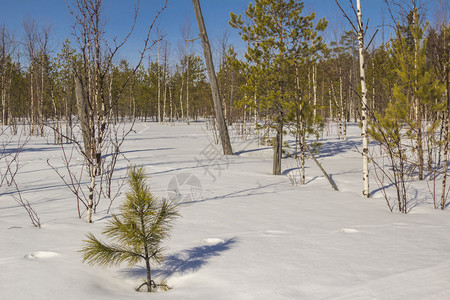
top-left (80, 166), bottom-right (179, 292)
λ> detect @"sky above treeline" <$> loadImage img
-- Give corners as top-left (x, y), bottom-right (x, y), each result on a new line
top-left (1, 0), bottom-right (446, 66)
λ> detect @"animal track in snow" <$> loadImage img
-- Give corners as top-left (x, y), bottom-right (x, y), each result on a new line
top-left (24, 251), bottom-right (60, 259)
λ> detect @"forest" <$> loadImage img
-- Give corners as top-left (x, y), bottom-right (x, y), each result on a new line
top-left (0, 0), bottom-right (449, 298)
top-left (0, 0), bottom-right (449, 218)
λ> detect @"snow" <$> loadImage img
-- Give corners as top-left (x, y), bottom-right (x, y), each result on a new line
top-left (1, 121), bottom-right (449, 299)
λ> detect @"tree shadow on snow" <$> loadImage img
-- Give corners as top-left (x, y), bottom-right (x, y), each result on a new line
top-left (181, 182), bottom-right (283, 206)
top-left (121, 238), bottom-right (237, 280)
top-left (234, 146), bottom-right (272, 156)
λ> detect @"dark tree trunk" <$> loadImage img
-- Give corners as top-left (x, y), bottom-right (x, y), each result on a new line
top-left (192, 0), bottom-right (233, 155)
top-left (146, 258), bottom-right (152, 292)
top-left (273, 119), bottom-right (283, 175)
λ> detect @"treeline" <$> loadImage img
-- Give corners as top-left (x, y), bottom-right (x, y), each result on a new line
top-left (0, 36), bottom-right (218, 133)
top-left (0, 5), bottom-right (446, 137)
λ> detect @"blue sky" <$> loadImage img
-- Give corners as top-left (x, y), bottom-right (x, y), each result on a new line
top-left (0, 0), bottom-right (443, 66)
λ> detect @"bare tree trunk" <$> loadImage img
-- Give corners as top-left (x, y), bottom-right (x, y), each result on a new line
top-left (169, 81), bottom-right (173, 123)
top-left (339, 67), bottom-right (344, 140)
top-left (372, 59), bottom-right (376, 114)
top-left (179, 66), bottom-right (184, 121)
top-left (441, 63), bottom-right (449, 210)
top-left (38, 61), bottom-right (44, 136)
top-left (75, 72), bottom-right (95, 223)
top-left (357, 0), bottom-right (370, 198)
top-left (192, 0), bottom-right (233, 155)
top-left (157, 41), bottom-right (161, 123)
top-left (162, 43), bottom-right (167, 124)
top-left (412, 7), bottom-right (424, 180)
top-left (7, 71), bottom-right (12, 128)
top-left (329, 85), bottom-right (333, 134)
top-left (30, 65), bottom-right (35, 134)
top-left (305, 142), bottom-right (338, 191)
top-left (186, 41), bottom-right (190, 125)
top-left (313, 63), bottom-right (317, 123)
top-left (229, 69), bottom-right (234, 125)
top-left (294, 61), bottom-right (305, 183)
top-left (1, 32), bottom-right (6, 126)
top-left (273, 118), bottom-right (283, 175)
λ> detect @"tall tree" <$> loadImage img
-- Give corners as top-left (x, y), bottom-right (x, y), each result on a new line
top-left (192, 0), bottom-right (233, 155)
top-left (356, 0), bottom-right (370, 198)
top-left (230, 0), bottom-right (326, 175)
top-left (68, 0), bottom-right (166, 222)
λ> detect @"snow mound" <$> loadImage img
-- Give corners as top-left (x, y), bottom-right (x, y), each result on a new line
top-left (202, 238), bottom-right (225, 245)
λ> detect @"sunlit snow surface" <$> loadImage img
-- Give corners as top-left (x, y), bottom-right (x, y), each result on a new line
top-left (1, 121), bottom-right (449, 299)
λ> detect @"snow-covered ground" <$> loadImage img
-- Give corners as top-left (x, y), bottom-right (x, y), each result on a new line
top-left (1, 121), bottom-right (449, 300)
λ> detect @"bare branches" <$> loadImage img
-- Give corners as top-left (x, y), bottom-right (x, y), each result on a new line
top-left (51, 0), bottom-right (169, 222)
top-left (335, 0), bottom-right (358, 33)
top-left (1, 126), bottom-right (40, 227)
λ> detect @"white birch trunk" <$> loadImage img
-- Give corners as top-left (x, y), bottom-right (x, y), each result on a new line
top-left (179, 68), bottom-right (184, 121)
top-left (412, 7), bottom-right (424, 180)
top-left (357, 0), bottom-right (370, 198)
top-left (157, 42), bottom-right (161, 123)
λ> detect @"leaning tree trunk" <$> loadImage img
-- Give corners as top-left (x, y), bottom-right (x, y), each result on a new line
top-left (192, 0), bottom-right (233, 155)
top-left (357, 0), bottom-right (370, 198)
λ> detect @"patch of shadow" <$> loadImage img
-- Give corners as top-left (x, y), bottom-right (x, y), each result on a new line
top-left (181, 182), bottom-right (281, 206)
top-left (234, 146), bottom-right (272, 156)
top-left (282, 167), bottom-right (300, 176)
top-left (121, 238), bottom-right (236, 280)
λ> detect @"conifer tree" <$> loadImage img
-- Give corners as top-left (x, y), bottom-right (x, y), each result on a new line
top-left (368, 97), bottom-right (411, 213)
top-left (230, 0), bottom-right (326, 175)
top-left (80, 166), bottom-right (179, 292)
top-left (390, 7), bottom-right (442, 180)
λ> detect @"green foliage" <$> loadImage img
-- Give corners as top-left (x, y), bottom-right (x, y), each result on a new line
top-left (230, 0), bottom-right (327, 174)
top-left (368, 98), bottom-right (409, 152)
top-left (80, 166), bottom-right (179, 292)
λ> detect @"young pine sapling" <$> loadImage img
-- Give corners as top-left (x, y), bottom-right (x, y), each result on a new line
top-left (80, 166), bottom-right (179, 292)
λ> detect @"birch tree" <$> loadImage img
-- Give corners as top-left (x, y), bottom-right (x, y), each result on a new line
top-left (336, 0), bottom-right (371, 197)
top-left (356, 0), bottom-right (370, 198)
top-left (65, 0), bottom-right (166, 222)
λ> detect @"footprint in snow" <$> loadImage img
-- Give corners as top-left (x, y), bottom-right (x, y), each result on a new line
top-left (24, 251), bottom-right (60, 259)
top-left (341, 228), bottom-right (359, 233)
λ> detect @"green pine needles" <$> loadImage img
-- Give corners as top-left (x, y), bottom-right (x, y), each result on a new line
top-left (80, 166), bottom-right (179, 292)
